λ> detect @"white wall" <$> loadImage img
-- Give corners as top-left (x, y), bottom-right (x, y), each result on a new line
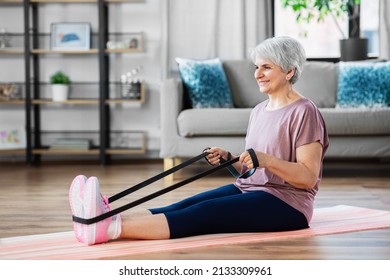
top-left (0, 0), bottom-right (165, 158)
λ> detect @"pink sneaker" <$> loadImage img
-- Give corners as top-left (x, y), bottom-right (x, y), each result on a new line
top-left (69, 176), bottom-right (119, 245)
top-left (69, 175), bottom-right (87, 243)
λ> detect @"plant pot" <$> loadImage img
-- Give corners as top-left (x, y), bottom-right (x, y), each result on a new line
top-left (340, 38), bottom-right (368, 61)
top-left (51, 84), bottom-right (69, 102)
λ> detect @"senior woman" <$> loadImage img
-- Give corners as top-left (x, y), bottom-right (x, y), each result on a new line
top-left (69, 36), bottom-right (329, 245)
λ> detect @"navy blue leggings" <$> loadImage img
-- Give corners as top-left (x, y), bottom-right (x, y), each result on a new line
top-left (150, 184), bottom-right (308, 239)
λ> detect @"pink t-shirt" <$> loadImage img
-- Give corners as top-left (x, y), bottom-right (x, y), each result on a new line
top-left (235, 98), bottom-right (329, 223)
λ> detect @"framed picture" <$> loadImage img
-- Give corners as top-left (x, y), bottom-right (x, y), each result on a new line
top-left (0, 127), bottom-right (26, 150)
top-left (51, 22), bottom-right (91, 50)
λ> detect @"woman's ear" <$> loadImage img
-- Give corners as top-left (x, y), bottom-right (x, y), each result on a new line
top-left (286, 68), bottom-right (295, 81)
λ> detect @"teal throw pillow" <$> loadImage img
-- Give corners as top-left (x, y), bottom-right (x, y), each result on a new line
top-left (337, 61), bottom-right (390, 108)
top-left (176, 58), bottom-right (234, 108)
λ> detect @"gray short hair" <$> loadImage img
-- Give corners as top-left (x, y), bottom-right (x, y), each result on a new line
top-left (249, 36), bottom-right (306, 84)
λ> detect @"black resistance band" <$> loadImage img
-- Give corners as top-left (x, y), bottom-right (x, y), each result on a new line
top-left (72, 148), bottom-right (259, 225)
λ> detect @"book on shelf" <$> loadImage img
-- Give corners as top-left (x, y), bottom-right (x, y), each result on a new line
top-left (50, 138), bottom-right (91, 150)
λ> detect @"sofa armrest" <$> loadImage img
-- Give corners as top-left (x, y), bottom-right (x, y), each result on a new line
top-left (160, 78), bottom-right (183, 158)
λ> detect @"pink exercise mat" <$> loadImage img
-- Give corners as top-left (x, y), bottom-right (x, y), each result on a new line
top-left (1, 205), bottom-right (390, 260)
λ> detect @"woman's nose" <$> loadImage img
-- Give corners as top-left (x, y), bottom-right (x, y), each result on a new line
top-left (255, 69), bottom-right (263, 79)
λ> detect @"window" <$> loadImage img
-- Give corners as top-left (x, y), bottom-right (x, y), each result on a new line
top-left (274, 0), bottom-right (379, 59)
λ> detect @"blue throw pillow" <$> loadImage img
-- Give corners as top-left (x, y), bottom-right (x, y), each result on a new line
top-left (176, 58), bottom-right (234, 108)
top-left (337, 61), bottom-right (390, 108)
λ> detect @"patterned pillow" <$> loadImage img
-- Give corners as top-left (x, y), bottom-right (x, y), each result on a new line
top-left (176, 58), bottom-right (234, 108)
top-left (337, 61), bottom-right (390, 108)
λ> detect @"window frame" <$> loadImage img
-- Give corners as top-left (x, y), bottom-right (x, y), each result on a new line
top-left (271, 0), bottom-right (379, 62)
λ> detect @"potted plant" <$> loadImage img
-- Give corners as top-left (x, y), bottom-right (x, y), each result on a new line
top-left (50, 71), bottom-right (70, 101)
top-left (281, 0), bottom-right (368, 61)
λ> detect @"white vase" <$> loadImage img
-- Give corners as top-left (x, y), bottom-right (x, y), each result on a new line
top-left (51, 84), bottom-right (69, 102)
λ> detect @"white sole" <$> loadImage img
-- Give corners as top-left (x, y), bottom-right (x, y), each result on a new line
top-left (69, 175), bottom-right (87, 243)
top-left (84, 177), bottom-right (99, 245)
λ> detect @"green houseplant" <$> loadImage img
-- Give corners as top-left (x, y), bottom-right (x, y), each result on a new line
top-left (50, 71), bottom-right (70, 102)
top-left (281, 0), bottom-right (368, 61)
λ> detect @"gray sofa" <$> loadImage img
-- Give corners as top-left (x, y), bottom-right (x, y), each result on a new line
top-left (160, 60), bottom-right (390, 174)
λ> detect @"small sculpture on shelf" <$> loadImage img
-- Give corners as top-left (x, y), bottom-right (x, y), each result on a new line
top-left (50, 71), bottom-right (71, 102)
top-left (0, 28), bottom-right (10, 49)
top-left (120, 66), bottom-right (143, 100)
top-left (127, 38), bottom-right (138, 49)
top-left (106, 36), bottom-right (140, 50)
top-left (0, 83), bottom-right (20, 101)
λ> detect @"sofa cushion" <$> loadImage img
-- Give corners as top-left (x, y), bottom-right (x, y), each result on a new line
top-left (176, 58), bottom-right (234, 109)
top-left (178, 107), bottom-right (390, 137)
top-left (223, 60), bottom-right (267, 108)
top-left (177, 108), bottom-right (251, 137)
top-left (336, 61), bottom-right (390, 108)
top-left (320, 107), bottom-right (390, 135)
top-left (294, 61), bottom-right (338, 108)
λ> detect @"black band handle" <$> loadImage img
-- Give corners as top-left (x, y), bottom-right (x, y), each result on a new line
top-left (204, 147), bottom-right (259, 179)
top-left (246, 148), bottom-right (260, 168)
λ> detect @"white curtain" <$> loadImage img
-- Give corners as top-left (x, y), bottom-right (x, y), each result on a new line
top-left (162, 0), bottom-right (273, 77)
top-left (379, 0), bottom-right (390, 59)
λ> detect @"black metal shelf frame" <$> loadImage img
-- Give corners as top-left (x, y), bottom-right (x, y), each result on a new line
top-left (99, 0), bottom-right (110, 164)
top-left (20, 0), bottom-right (145, 164)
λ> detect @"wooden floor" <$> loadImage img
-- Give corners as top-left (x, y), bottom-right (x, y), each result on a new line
top-left (0, 159), bottom-right (389, 260)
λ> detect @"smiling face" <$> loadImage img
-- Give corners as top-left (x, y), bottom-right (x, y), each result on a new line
top-left (254, 57), bottom-right (292, 95)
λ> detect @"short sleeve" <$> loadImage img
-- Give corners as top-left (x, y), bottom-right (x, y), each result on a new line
top-left (294, 102), bottom-right (329, 155)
